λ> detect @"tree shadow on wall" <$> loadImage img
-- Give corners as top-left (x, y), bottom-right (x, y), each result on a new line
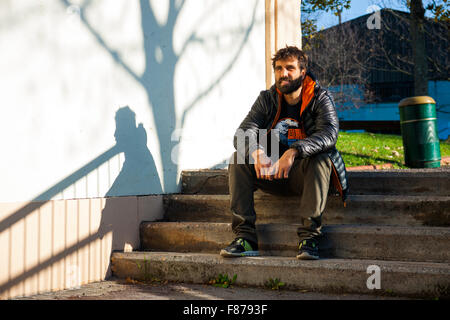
top-left (60, 0), bottom-right (260, 192)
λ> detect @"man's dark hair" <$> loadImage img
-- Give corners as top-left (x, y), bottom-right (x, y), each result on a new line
top-left (272, 46), bottom-right (308, 70)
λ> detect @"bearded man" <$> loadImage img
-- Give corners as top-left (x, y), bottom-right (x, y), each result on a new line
top-left (220, 46), bottom-right (348, 260)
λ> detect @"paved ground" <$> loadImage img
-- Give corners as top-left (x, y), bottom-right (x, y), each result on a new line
top-left (13, 277), bottom-right (411, 300)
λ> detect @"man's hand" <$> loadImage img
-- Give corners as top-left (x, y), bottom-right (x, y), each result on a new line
top-left (271, 148), bottom-right (299, 179)
top-left (251, 149), bottom-right (273, 180)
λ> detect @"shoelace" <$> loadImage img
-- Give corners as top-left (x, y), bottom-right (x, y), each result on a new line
top-left (234, 238), bottom-right (252, 251)
top-left (299, 240), bottom-right (316, 249)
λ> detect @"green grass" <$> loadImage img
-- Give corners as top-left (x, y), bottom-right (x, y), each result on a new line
top-left (336, 132), bottom-right (450, 169)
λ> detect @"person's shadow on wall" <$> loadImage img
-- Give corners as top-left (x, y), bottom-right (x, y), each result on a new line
top-left (98, 106), bottom-right (163, 271)
top-left (107, 106), bottom-right (163, 197)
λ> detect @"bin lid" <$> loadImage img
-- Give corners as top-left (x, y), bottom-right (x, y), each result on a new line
top-left (399, 96), bottom-right (436, 107)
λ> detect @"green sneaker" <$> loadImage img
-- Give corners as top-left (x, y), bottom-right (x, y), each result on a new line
top-left (220, 238), bottom-right (259, 258)
top-left (296, 239), bottom-right (319, 260)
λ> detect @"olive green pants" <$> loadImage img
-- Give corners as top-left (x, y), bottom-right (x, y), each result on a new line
top-left (228, 151), bottom-right (332, 245)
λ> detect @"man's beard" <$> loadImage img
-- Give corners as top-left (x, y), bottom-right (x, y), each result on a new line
top-left (276, 74), bottom-right (304, 94)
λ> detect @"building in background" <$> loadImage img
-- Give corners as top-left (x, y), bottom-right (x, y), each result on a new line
top-left (304, 9), bottom-right (449, 139)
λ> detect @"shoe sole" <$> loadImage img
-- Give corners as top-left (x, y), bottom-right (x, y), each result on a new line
top-left (220, 250), bottom-right (259, 258)
top-left (296, 252), bottom-right (319, 260)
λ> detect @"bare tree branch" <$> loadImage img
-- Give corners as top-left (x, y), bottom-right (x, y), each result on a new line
top-left (60, 0), bottom-right (142, 84)
top-left (179, 0), bottom-right (260, 128)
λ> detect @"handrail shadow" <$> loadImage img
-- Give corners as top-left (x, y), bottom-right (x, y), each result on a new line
top-left (0, 106), bottom-right (162, 296)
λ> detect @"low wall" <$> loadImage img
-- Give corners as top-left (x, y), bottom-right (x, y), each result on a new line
top-left (0, 195), bottom-right (163, 299)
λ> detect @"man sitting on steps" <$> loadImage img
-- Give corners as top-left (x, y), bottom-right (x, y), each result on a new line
top-left (220, 46), bottom-right (348, 260)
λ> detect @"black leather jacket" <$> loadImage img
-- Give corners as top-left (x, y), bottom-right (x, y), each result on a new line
top-left (233, 73), bottom-right (349, 201)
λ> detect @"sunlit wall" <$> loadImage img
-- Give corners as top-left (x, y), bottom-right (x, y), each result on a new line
top-left (0, 0), bottom-right (265, 202)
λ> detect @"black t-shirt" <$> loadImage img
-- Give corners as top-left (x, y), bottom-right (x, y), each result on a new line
top-left (273, 98), bottom-right (303, 155)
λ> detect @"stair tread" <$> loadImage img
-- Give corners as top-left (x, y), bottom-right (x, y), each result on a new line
top-left (163, 193), bottom-right (450, 227)
top-left (180, 169), bottom-right (450, 196)
top-left (139, 222), bottom-right (450, 263)
top-left (111, 252), bottom-right (450, 297)
top-left (181, 168), bottom-right (450, 176)
top-left (112, 251), bottom-right (450, 273)
top-left (166, 194), bottom-right (450, 200)
top-left (142, 221), bottom-right (450, 234)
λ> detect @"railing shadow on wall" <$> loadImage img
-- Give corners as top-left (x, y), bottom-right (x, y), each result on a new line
top-left (0, 106), bottom-right (162, 298)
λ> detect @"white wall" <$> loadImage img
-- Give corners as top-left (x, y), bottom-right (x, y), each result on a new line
top-left (0, 0), bottom-right (267, 299)
top-left (0, 0), bottom-right (266, 202)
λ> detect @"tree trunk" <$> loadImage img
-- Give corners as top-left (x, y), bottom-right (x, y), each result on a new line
top-left (410, 0), bottom-right (428, 96)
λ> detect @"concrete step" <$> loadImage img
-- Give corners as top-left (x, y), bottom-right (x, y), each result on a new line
top-left (111, 251), bottom-right (450, 298)
top-left (139, 222), bottom-right (450, 263)
top-left (181, 168), bottom-right (450, 196)
top-left (163, 194), bottom-right (450, 227)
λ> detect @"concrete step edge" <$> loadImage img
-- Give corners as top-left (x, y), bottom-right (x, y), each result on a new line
top-left (181, 168), bottom-right (450, 177)
top-left (165, 194), bottom-right (450, 201)
top-left (139, 222), bottom-right (450, 263)
top-left (163, 194), bottom-right (450, 227)
top-left (111, 252), bottom-right (450, 298)
top-left (180, 169), bottom-right (450, 196)
top-left (141, 221), bottom-right (450, 236)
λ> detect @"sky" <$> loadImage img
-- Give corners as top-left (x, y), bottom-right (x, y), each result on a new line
top-left (314, 0), bottom-right (410, 29)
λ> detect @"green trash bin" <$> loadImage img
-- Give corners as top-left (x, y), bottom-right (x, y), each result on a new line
top-left (398, 96), bottom-right (441, 168)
